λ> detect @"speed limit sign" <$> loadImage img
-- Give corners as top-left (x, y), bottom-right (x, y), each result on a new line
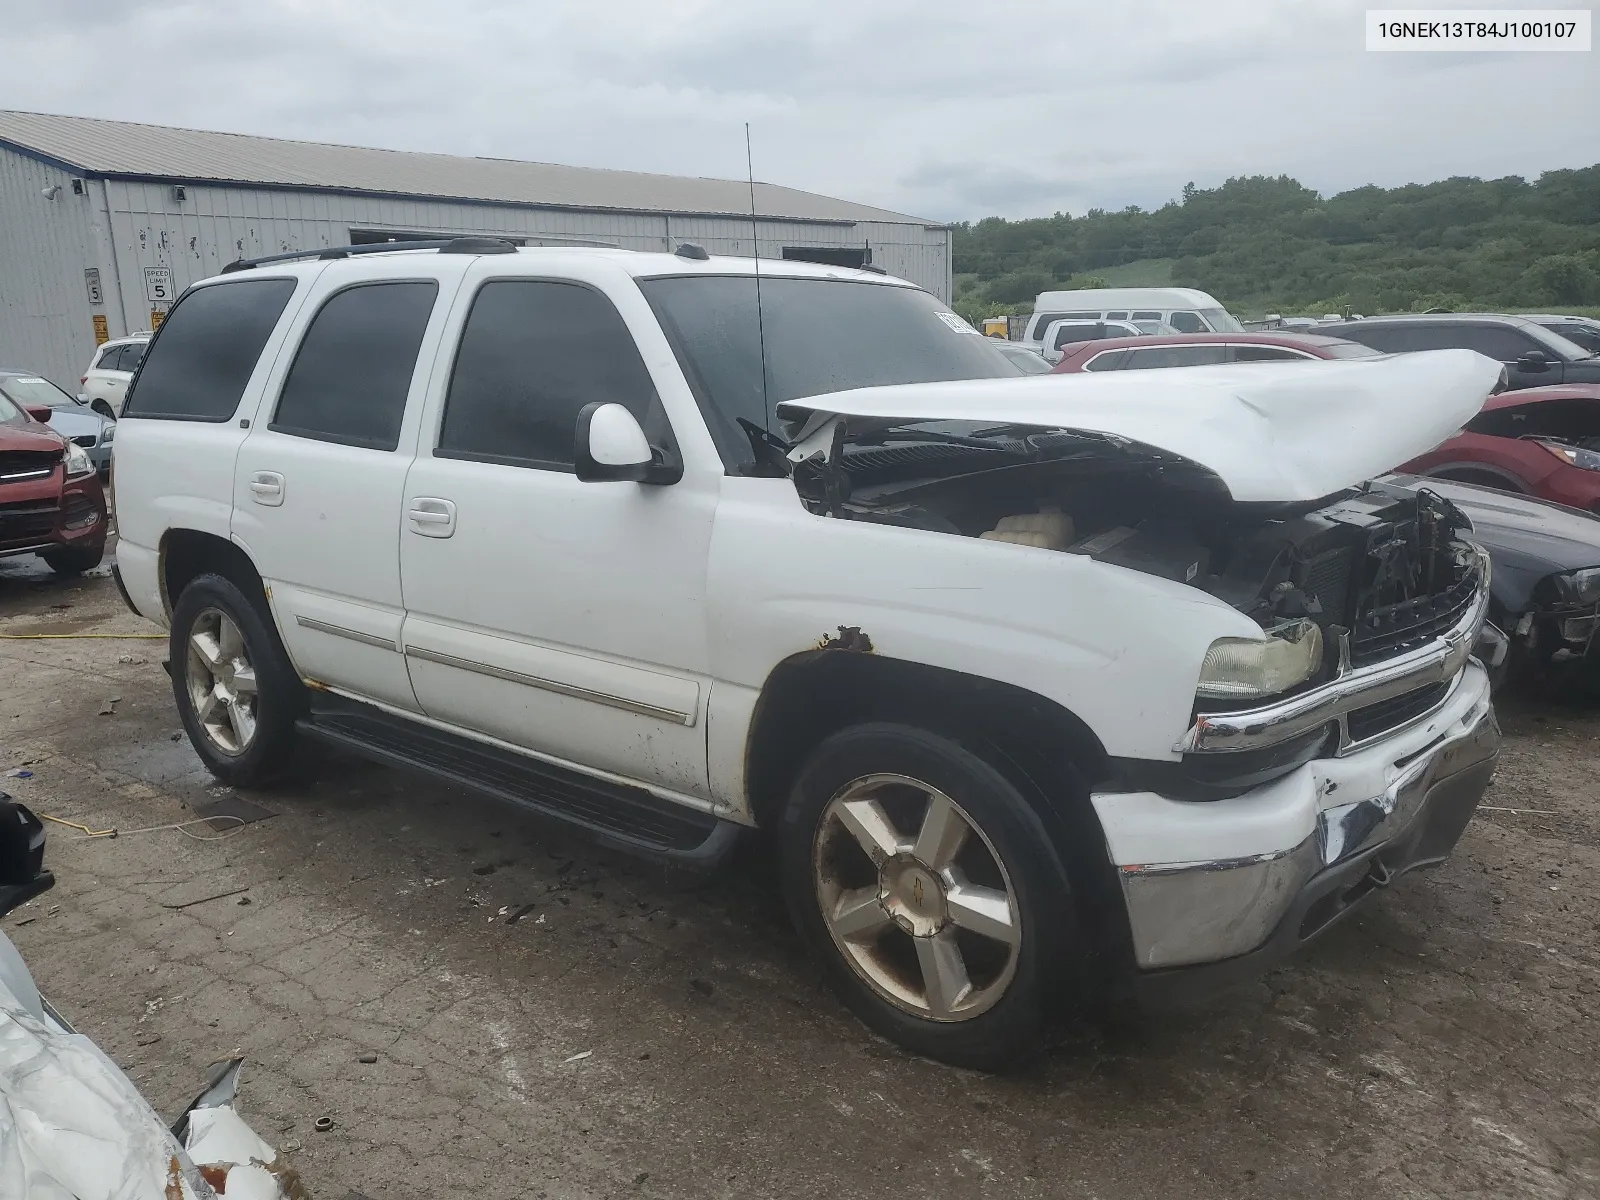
top-left (143, 265), bottom-right (173, 304)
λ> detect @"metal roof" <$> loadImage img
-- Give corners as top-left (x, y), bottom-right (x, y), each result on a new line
top-left (0, 110), bottom-right (937, 226)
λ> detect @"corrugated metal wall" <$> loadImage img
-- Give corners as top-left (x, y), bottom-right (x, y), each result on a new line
top-left (0, 154), bottom-right (106, 389)
top-left (1, 152), bottom-right (950, 386)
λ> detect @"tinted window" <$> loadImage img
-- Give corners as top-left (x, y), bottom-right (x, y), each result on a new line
top-left (271, 282), bottom-right (437, 450)
top-left (1052, 323), bottom-right (1105, 350)
top-left (123, 343), bottom-right (146, 370)
top-left (1538, 322), bottom-right (1600, 355)
top-left (440, 280), bottom-right (664, 470)
top-left (1028, 310), bottom-right (1098, 341)
top-left (1444, 325), bottom-right (1544, 360)
top-left (1104, 311), bottom-right (1128, 320)
top-left (1124, 345), bottom-right (1229, 369)
top-left (1130, 311), bottom-right (1161, 321)
top-left (124, 279), bottom-right (296, 421)
top-left (1323, 340), bottom-right (1380, 359)
top-left (1168, 311), bottom-right (1207, 333)
top-left (1082, 349), bottom-right (1130, 372)
top-left (1231, 345), bottom-right (1311, 362)
top-left (94, 345), bottom-right (126, 371)
top-left (643, 275), bottom-right (1020, 470)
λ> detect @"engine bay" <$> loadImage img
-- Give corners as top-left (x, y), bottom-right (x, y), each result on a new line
top-left (795, 433), bottom-right (1480, 673)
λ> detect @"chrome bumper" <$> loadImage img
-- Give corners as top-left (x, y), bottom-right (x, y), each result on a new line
top-left (1118, 664), bottom-right (1498, 971)
top-left (1179, 547), bottom-right (1491, 756)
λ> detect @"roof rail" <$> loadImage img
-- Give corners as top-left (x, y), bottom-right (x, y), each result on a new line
top-left (221, 236), bottom-right (519, 274)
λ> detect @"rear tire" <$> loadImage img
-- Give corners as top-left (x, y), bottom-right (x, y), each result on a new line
top-left (170, 573), bottom-right (304, 786)
top-left (780, 722), bottom-right (1084, 1071)
top-left (41, 543), bottom-right (105, 576)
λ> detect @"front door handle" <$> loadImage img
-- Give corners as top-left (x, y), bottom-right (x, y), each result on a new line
top-left (407, 497), bottom-right (456, 538)
top-left (249, 471), bottom-right (284, 507)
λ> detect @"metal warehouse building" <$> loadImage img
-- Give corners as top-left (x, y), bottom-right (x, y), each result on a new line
top-left (0, 110), bottom-right (951, 387)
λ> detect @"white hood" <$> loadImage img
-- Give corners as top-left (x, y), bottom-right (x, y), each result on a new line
top-left (778, 350), bottom-right (1502, 503)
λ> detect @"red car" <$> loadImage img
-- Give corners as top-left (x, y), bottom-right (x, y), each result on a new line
top-left (1399, 384), bottom-right (1600, 514)
top-left (0, 391), bottom-right (108, 575)
top-left (1050, 330), bottom-right (1382, 372)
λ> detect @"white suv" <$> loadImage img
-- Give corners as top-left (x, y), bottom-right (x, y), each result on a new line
top-left (110, 239), bottom-right (1502, 1069)
top-left (79, 333), bottom-right (150, 416)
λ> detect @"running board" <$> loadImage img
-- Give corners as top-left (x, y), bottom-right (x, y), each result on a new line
top-left (296, 695), bottom-right (738, 866)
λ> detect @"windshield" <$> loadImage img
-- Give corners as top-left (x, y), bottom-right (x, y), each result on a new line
top-left (1200, 307), bottom-right (1244, 333)
top-left (1538, 321), bottom-right (1600, 356)
top-left (0, 375), bottom-right (74, 408)
top-left (640, 275), bottom-right (1022, 470)
top-left (1530, 324), bottom-right (1597, 362)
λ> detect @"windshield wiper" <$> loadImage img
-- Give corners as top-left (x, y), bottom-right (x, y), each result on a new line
top-left (852, 429), bottom-right (1028, 452)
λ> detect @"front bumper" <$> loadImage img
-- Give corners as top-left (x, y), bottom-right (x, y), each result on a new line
top-left (1093, 662), bottom-right (1497, 991)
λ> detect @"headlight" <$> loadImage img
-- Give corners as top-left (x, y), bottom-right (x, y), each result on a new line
top-left (1535, 440), bottom-right (1600, 472)
top-left (64, 441), bottom-right (93, 478)
top-left (1196, 619), bottom-right (1324, 700)
top-left (1554, 567), bottom-right (1600, 607)
top-left (100, 423), bottom-right (114, 444)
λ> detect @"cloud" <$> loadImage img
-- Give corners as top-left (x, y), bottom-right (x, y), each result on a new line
top-left (0, 0), bottom-right (1594, 222)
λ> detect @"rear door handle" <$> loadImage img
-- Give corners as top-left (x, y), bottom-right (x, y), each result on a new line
top-left (249, 471), bottom-right (284, 507)
top-left (407, 497), bottom-right (456, 538)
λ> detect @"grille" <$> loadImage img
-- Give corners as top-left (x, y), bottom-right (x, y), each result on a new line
top-left (1349, 565), bottom-right (1480, 667)
top-left (0, 499), bottom-right (60, 543)
top-left (0, 449), bottom-right (61, 482)
top-left (1346, 682), bottom-right (1450, 742)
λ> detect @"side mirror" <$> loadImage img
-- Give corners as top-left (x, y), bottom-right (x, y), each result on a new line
top-left (24, 404), bottom-right (53, 423)
top-left (574, 402), bottom-right (681, 485)
top-left (1515, 350), bottom-right (1551, 372)
top-left (0, 795), bottom-right (53, 919)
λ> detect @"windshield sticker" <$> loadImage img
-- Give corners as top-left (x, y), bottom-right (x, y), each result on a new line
top-left (12, 377), bottom-right (47, 385)
top-left (934, 311), bottom-right (979, 335)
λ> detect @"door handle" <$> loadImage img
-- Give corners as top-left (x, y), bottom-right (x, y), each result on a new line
top-left (249, 471), bottom-right (284, 507)
top-left (407, 497), bottom-right (456, 538)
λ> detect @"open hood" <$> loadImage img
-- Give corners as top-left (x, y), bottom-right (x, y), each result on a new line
top-left (778, 349), bottom-right (1502, 503)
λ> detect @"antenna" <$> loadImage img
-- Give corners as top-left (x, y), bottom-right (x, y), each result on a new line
top-left (746, 122), bottom-right (771, 429)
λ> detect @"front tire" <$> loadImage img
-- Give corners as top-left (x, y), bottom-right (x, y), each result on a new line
top-left (170, 573), bottom-right (304, 786)
top-left (780, 723), bottom-right (1083, 1071)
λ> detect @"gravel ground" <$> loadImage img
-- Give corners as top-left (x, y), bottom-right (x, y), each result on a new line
top-left (2, 557), bottom-right (1597, 1200)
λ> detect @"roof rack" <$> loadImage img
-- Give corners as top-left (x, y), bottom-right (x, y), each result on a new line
top-left (221, 236), bottom-right (519, 274)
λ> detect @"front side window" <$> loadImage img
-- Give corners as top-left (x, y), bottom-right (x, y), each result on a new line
top-left (1439, 324), bottom-right (1544, 361)
top-left (439, 279), bottom-right (666, 470)
top-left (1052, 323), bottom-right (1104, 350)
top-left (124, 279), bottom-right (296, 421)
top-left (271, 281), bottom-right (438, 450)
top-left (1168, 310), bottom-right (1206, 333)
top-left (1537, 321), bottom-right (1600, 355)
top-left (643, 275), bottom-right (1021, 471)
top-left (1198, 307), bottom-right (1244, 333)
top-left (1124, 345), bottom-right (1229, 369)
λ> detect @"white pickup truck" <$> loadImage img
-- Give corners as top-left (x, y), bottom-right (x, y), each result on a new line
top-left (110, 239), bottom-right (1502, 1069)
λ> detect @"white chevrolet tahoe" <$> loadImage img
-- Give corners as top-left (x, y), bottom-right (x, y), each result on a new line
top-left (110, 238), bottom-right (1502, 1069)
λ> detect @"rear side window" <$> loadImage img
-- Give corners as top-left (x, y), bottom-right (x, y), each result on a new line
top-left (1082, 349), bottom-right (1130, 372)
top-left (1168, 311), bottom-right (1205, 333)
top-left (439, 280), bottom-right (662, 470)
top-left (1231, 346), bottom-right (1311, 362)
top-left (1124, 345), bottom-right (1229, 369)
top-left (1130, 311), bottom-right (1161, 322)
top-left (94, 345), bottom-right (126, 371)
top-left (123, 279), bottom-right (295, 421)
top-left (271, 282), bottom-right (438, 450)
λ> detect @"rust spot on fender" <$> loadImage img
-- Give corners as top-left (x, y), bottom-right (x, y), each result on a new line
top-left (198, 1163), bottom-right (229, 1193)
top-left (818, 626), bottom-right (873, 653)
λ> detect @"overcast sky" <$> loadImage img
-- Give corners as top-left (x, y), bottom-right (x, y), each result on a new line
top-left (3, 0), bottom-right (1597, 221)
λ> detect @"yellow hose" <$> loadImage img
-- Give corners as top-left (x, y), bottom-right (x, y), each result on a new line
top-left (0, 633), bottom-right (165, 640)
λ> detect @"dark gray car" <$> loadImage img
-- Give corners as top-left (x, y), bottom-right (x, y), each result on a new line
top-left (1324, 314), bottom-right (1600, 391)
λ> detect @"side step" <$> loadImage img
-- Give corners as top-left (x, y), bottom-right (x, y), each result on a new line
top-left (297, 694), bottom-right (738, 866)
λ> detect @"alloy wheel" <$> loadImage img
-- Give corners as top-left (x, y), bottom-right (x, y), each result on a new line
top-left (812, 773), bottom-right (1021, 1022)
top-left (185, 607), bottom-right (258, 755)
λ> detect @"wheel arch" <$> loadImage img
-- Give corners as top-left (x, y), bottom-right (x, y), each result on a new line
top-left (159, 528), bottom-right (268, 621)
top-left (1424, 462), bottom-right (1531, 493)
top-left (744, 649), bottom-right (1133, 971)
